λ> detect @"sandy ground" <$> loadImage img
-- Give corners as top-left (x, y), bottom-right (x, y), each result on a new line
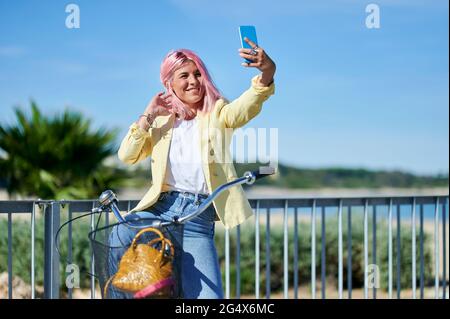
top-left (240, 285), bottom-right (450, 299)
top-left (7, 284), bottom-right (446, 299)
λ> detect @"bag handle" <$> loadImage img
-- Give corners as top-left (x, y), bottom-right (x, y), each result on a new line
top-left (131, 227), bottom-right (164, 248)
top-left (131, 227), bottom-right (175, 261)
top-left (148, 237), bottom-right (175, 259)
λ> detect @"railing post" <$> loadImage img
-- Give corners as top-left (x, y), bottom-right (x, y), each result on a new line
top-left (31, 202), bottom-right (36, 299)
top-left (419, 204), bottom-right (424, 299)
top-left (311, 200), bottom-right (316, 299)
top-left (44, 202), bottom-right (60, 299)
top-left (347, 206), bottom-right (352, 299)
top-left (255, 201), bottom-right (260, 299)
top-left (364, 199), bottom-right (369, 299)
top-left (68, 205), bottom-right (73, 299)
top-left (372, 204), bottom-right (377, 299)
top-left (321, 205), bottom-right (326, 299)
top-left (265, 208), bottom-right (271, 299)
top-left (90, 202), bottom-right (96, 299)
top-left (434, 197), bottom-right (440, 299)
top-left (338, 199), bottom-right (343, 299)
top-left (388, 198), bottom-right (393, 299)
top-left (411, 197), bottom-right (416, 299)
top-left (236, 224), bottom-right (241, 299)
top-left (283, 200), bottom-right (289, 299)
top-left (7, 212), bottom-right (13, 299)
top-left (225, 228), bottom-right (230, 299)
top-left (294, 207), bottom-right (299, 299)
top-left (443, 198), bottom-right (447, 299)
top-left (397, 203), bottom-right (401, 299)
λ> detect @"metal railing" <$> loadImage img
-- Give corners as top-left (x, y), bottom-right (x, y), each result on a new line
top-left (0, 194), bottom-right (448, 299)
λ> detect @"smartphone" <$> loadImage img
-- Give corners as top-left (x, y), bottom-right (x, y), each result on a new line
top-left (239, 25), bottom-right (258, 63)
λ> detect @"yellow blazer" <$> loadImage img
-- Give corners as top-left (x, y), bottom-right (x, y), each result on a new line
top-left (118, 75), bottom-right (275, 229)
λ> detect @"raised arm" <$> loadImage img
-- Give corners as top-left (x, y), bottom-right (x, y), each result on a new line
top-left (217, 76), bottom-right (275, 129)
top-left (218, 38), bottom-right (276, 129)
top-left (118, 92), bottom-right (173, 164)
top-left (118, 123), bottom-right (153, 164)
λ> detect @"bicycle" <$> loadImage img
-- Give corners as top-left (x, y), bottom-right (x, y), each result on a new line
top-left (57, 167), bottom-right (274, 299)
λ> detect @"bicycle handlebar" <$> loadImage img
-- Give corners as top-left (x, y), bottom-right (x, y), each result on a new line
top-left (93, 167), bottom-right (275, 229)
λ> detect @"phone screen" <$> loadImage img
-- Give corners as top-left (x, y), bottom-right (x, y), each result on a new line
top-left (239, 25), bottom-right (258, 63)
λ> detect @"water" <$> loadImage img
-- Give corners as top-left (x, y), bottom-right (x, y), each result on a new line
top-left (264, 200), bottom-right (449, 222)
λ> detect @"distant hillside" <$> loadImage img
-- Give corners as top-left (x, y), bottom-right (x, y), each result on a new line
top-left (4, 160), bottom-right (445, 193)
top-left (111, 162), bottom-right (449, 190)
top-left (234, 163), bottom-right (449, 189)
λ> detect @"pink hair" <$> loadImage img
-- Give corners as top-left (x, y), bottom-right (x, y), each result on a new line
top-left (160, 49), bottom-right (222, 119)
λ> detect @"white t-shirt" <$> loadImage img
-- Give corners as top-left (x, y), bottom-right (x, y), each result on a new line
top-left (163, 117), bottom-right (209, 195)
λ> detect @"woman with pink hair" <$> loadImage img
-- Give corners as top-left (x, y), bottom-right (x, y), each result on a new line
top-left (109, 38), bottom-right (276, 299)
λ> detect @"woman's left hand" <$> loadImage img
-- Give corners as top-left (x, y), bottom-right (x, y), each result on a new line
top-left (239, 37), bottom-right (276, 86)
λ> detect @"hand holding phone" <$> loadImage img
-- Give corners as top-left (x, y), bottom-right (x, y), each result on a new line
top-left (239, 25), bottom-right (258, 63)
top-left (238, 25), bottom-right (276, 86)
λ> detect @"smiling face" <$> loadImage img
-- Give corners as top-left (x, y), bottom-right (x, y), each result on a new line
top-left (170, 60), bottom-right (205, 110)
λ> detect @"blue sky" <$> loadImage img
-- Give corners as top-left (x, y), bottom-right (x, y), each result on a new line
top-left (0, 0), bottom-right (448, 175)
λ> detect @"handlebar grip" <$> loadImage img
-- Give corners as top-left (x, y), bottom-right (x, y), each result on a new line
top-left (245, 166), bottom-right (276, 184)
top-left (254, 168), bottom-right (275, 180)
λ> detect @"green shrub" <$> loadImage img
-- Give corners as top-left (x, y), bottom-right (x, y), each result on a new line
top-left (0, 211), bottom-right (94, 290)
top-left (214, 216), bottom-right (434, 296)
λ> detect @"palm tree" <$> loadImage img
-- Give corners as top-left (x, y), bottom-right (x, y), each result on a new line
top-left (0, 101), bottom-right (126, 199)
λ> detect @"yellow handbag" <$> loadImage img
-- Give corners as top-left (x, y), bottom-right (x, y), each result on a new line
top-left (104, 227), bottom-right (175, 298)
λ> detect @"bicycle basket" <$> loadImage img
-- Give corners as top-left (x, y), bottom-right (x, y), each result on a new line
top-left (89, 221), bottom-right (181, 299)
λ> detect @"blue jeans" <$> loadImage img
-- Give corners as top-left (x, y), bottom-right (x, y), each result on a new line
top-left (106, 191), bottom-right (224, 299)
